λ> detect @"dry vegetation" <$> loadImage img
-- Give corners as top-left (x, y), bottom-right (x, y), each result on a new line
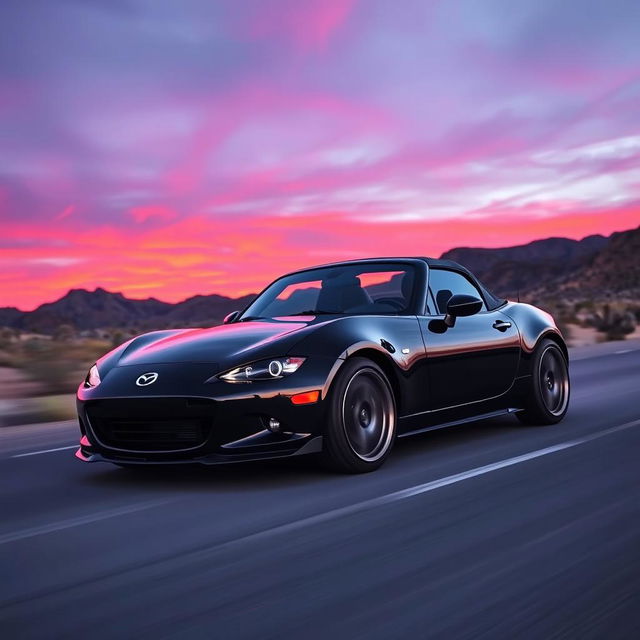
top-left (0, 328), bottom-right (124, 425)
top-left (0, 327), bottom-right (117, 393)
top-left (0, 301), bottom-right (638, 425)
top-left (532, 300), bottom-right (640, 343)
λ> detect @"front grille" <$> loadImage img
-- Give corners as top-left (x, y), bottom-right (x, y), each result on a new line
top-left (85, 398), bottom-right (215, 452)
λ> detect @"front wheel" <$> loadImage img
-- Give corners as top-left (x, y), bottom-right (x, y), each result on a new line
top-left (517, 338), bottom-right (570, 425)
top-left (322, 358), bottom-right (397, 473)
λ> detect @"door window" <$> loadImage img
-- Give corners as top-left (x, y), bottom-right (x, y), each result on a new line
top-left (428, 269), bottom-right (486, 314)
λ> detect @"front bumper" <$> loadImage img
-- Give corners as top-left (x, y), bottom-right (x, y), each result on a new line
top-left (75, 358), bottom-right (335, 466)
top-left (75, 432), bottom-right (323, 465)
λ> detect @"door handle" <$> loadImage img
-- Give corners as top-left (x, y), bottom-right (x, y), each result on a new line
top-left (492, 320), bottom-right (512, 331)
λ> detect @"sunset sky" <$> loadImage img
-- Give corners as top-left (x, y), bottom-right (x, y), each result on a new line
top-left (1, 0), bottom-right (639, 310)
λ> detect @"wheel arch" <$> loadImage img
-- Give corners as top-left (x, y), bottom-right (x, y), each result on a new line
top-left (538, 330), bottom-right (569, 363)
top-left (502, 302), bottom-right (569, 364)
top-left (323, 347), bottom-right (402, 415)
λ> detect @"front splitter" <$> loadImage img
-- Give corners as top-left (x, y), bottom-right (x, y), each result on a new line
top-left (75, 435), bottom-right (323, 466)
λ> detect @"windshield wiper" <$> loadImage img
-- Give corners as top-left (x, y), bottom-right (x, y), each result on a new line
top-left (238, 315), bottom-right (267, 322)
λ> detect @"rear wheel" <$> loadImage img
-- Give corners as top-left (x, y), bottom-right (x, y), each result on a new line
top-left (322, 358), bottom-right (396, 473)
top-left (517, 338), bottom-right (569, 425)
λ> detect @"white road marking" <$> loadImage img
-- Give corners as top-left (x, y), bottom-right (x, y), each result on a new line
top-left (0, 499), bottom-right (172, 546)
top-left (12, 444), bottom-right (78, 458)
top-left (570, 345), bottom-right (640, 361)
top-left (4, 420), bottom-right (639, 550)
top-left (217, 418), bottom-right (640, 549)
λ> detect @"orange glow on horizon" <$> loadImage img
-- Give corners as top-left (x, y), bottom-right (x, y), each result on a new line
top-left (1, 205), bottom-right (639, 311)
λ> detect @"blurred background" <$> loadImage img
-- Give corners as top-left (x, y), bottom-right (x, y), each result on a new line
top-left (1, 0), bottom-right (638, 426)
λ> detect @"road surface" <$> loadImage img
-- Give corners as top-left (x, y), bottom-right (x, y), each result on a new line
top-left (1, 340), bottom-right (639, 638)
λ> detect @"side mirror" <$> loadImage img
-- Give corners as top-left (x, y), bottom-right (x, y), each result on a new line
top-left (223, 310), bottom-right (240, 324)
top-left (444, 294), bottom-right (483, 327)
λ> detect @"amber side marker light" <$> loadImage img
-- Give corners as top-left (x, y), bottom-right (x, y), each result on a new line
top-left (290, 390), bottom-right (320, 405)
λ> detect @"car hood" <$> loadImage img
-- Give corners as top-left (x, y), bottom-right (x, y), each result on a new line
top-left (115, 318), bottom-right (319, 367)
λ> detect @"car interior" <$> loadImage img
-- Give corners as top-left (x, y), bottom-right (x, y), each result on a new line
top-left (259, 269), bottom-right (414, 316)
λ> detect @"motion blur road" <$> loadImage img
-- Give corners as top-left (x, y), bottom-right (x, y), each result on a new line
top-left (1, 340), bottom-right (639, 639)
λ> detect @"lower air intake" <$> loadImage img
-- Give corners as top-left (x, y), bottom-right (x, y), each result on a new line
top-left (85, 398), bottom-right (214, 452)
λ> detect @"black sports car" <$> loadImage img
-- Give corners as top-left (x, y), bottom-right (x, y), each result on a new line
top-left (76, 258), bottom-right (569, 473)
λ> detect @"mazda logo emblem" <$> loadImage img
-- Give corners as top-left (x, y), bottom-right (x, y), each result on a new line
top-left (136, 372), bottom-right (159, 387)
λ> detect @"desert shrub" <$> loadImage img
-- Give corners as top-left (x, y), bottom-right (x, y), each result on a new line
top-left (8, 336), bottom-right (111, 395)
top-left (574, 300), bottom-right (595, 313)
top-left (0, 327), bottom-right (18, 349)
top-left (554, 320), bottom-right (572, 341)
top-left (588, 304), bottom-right (637, 340)
top-left (53, 324), bottom-right (75, 342)
top-left (109, 329), bottom-right (128, 349)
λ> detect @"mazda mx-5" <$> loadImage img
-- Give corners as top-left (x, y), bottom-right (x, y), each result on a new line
top-left (76, 258), bottom-right (569, 473)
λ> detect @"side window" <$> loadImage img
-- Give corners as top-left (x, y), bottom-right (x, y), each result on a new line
top-left (428, 269), bottom-right (486, 314)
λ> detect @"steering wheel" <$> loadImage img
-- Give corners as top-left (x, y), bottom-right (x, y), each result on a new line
top-left (374, 298), bottom-right (405, 311)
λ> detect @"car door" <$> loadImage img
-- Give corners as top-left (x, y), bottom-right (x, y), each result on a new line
top-left (419, 268), bottom-right (521, 410)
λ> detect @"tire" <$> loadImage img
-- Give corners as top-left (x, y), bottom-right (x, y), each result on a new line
top-left (517, 338), bottom-right (570, 425)
top-left (322, 357), bottom-right (397, 473)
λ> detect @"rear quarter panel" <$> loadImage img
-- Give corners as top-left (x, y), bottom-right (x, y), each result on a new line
top-left (501, 302), bottom-right (567, 376)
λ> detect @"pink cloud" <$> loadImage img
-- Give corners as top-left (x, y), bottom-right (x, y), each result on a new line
top-left (130, 205), bottom-right (178, 224)
top-left (246, 0), bottom-right (357, 52)
top-left (55, 204), bottom-right (76, 220)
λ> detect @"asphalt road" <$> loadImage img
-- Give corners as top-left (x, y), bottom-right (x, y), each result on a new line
top-left (1, 339), bottom-right (640, 639)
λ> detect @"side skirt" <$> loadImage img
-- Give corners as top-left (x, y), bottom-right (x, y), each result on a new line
top-left (398, 408), bottom-right (522, 439)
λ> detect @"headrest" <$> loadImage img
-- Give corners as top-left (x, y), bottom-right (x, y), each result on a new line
top-left (317, 276), bottom-right (371, 311)
top-left (400, 272), bottom-right (414, 300)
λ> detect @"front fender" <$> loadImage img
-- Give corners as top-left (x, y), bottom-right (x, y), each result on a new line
top-left (288, 316), bottom-right (427, 416)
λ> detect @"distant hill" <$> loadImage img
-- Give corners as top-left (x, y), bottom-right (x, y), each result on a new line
top-left (527, 225), bottom-right (640, 301)
top-left (1, 225), bottom-right (638, 334)
top-left (0, 307), bottom-right (23, 328)
top-left (22, 288), bottom-right (173, 333)
top-left (441, 234), bottom-right (610, 299)
top-left (0, 288), bottom-right (256, 334)
top-left (161, 293), bottom-right (256, 325)
top-left (442, 234), bottom-right (608, 274)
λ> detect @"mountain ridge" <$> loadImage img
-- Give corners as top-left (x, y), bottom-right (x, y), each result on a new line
top-left (1, 225), bottom-right (638, 333)
top-left (0, 288), bottom-right (256, 334)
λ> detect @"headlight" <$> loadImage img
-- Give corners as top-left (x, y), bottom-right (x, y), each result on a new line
top-left (84, 364), bottom-right (101, 388)
top-left (219, 357), bottom-right (306, 383)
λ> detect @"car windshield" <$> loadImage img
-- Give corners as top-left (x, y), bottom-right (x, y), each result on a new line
top-left (240, 263), bottom-right (416, 320)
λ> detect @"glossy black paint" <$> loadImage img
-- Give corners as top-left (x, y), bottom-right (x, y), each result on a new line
top-left (76, 257), bottom-right (567, 466)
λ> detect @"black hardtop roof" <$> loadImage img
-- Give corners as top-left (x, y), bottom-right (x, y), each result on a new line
top-left (293, 256), bottom-right (471, 275)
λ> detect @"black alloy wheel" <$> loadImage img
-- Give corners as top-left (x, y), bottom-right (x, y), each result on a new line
top-left (323, 357), bottom-right (397, 472)
top-left (517, 338), bottom-right (570, 425)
